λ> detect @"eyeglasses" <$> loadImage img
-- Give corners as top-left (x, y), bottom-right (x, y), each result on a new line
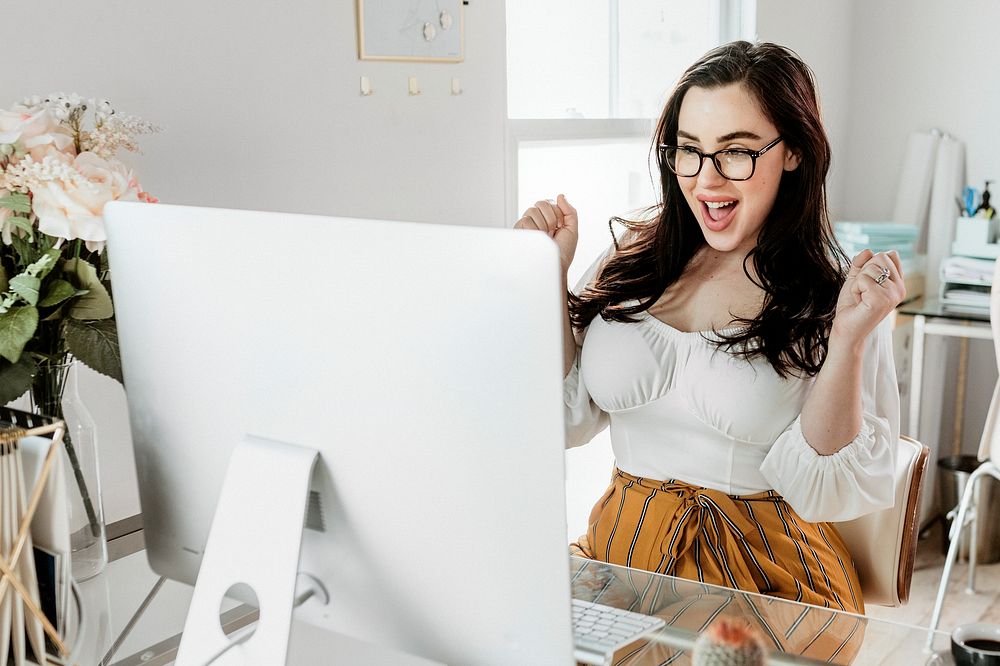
top-left (659, 137), bottom-right (783, 181)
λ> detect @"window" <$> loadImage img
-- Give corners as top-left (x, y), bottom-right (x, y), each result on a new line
top-left (508, 1), bottom-right (739, 120)
top-left (506, 1), bottom-right (758, 268)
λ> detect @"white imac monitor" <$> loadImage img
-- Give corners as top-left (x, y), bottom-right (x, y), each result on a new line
top-left (104, 202), bottom-right (575, 665)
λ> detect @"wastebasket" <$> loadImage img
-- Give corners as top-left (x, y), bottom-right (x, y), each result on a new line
top-left (938, 455), bottom-right (1000, 563)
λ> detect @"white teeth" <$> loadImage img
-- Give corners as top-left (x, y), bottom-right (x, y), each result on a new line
top-left (704, 201), bottom-right (735, 209)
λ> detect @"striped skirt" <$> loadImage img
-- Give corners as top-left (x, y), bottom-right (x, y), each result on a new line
top-left (570, 469), bottom-right (864, 614)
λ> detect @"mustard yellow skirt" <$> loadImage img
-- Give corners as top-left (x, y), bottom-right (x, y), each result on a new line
top-left (571, 469), bottom-right (864, 615)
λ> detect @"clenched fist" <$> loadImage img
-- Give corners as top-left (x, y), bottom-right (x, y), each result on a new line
top-left (514, 194), bottom-right (579, 275)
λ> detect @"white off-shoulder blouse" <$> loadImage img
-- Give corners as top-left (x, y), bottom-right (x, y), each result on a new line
top-left (564, 251), bottom-right (899, 523)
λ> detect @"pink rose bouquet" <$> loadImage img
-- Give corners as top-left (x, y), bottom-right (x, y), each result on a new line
top-left (0, 93), bottom-right (158, 401)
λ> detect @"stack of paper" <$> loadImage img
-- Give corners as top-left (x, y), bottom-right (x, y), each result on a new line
top-left (940, 256), bottom-right (996, 312)
top-left (834, 222), bottom-right (920, 260)
top-left (941, 256), bottom-right (997, 284)
top-left (940, 285), bottom-right (990, 310)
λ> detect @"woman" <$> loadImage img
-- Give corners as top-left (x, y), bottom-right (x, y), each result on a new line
top-left (515, 41), bottom-right (905, 615)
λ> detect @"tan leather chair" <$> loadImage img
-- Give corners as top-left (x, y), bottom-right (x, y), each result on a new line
top-left (835, 435), bottom-right (930, 607)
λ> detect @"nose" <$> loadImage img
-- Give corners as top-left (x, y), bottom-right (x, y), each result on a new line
top-left (695, 157), bottom-right (726, 188)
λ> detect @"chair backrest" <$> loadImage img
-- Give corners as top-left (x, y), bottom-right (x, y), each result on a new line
top-left (834, 436), bottom-right (929, 607)
top-left (977, 384), bottom-right (1000, 462)
top-left (977, 259), bottom-right (1000, 462)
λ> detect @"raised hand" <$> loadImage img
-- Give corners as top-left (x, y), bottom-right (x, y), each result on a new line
top-left (832, 249), bottom-right (906, 346)
top-left (514, 194), bottom-right (579, 275)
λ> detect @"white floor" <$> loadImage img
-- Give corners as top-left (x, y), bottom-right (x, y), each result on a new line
top-left (868, 523), bottom-right (1000, 633)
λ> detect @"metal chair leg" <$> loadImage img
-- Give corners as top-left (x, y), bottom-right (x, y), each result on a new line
top-left (927, 467), bottom-right (981, 649)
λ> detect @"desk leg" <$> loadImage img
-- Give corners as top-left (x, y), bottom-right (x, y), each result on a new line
top-left (954, 337), bottom-right (970, 456)
top-left (909, 315), bottom-right (926, 439)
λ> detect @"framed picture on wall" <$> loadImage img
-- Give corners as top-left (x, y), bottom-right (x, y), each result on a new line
top-left (357, 0), bottom-right (464, 62)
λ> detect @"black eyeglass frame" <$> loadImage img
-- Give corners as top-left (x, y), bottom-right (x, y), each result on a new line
top-left (658, 136), bottom-right (784, 181)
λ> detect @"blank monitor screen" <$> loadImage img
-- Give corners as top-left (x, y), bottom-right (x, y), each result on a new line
top-left (104, 202), bottom-right (575, 664)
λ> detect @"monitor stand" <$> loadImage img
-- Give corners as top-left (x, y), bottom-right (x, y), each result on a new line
top-left (172, 436), bottom-right (449, 666)
top-left (174, 435), bottom-right (318, 666)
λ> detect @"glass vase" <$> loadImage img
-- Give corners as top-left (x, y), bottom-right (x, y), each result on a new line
top-left (30, 359), bottom-right (108, 582)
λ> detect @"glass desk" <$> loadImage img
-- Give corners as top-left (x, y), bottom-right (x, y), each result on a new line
top-left (569, 557), bottom-right (952, 665)
top-left (64, 519), bottom-right (954, 665)
top-left (897, 298), bottom-right (991, 442)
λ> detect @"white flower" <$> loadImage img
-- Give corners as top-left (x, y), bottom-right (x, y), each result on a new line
top-left (0, 107), bottom-right (75, 160)
top-left (92, 98), bottom-right (116, 124)
top-left (16, 93), bottom-right (86, 123)
top-left (31, 152), bottom-right (140, 252)
top-left (3, 153), bottom-right (82, 193)
top-left (80, 115), bottom-right (157, 158)
top-left (0, 94), bottom-right (157, 252)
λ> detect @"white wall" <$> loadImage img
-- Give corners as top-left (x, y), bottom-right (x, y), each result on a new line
top-left (841, 0), bottom-right (999, 222)
top-left (755, 0), bottom-right (854, 220)
top-left (4, 0), bottom-right (508, 520)
top-left (4, 1), bottom-right (506, 225)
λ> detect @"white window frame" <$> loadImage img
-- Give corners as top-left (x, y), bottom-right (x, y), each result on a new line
top-left (504, 0), bottom-right (756, 225)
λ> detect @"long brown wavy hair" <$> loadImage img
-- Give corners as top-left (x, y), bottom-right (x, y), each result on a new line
top-left (569, 41), bottom-right (847, 378)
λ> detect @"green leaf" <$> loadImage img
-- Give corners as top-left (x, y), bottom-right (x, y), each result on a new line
top-left (0, 306), bottom-right (38, 363)
top-left (0, 193), bottom-right (31, 214)
top-left (0, 265), bottom-right (7, 295)
top-left (36, 248), bottom-right (61, 279)
top-left (41, 304), bottom-right (69, 322)
top-left (64, 318), bottom-right (122, 383)
top-left (8, 273), bottom-right (41, 305)
top-left (64, 258), bottom-right (113, 319)
top-left (39, 279), bottom-right (77, 307)
top-left (8, 216), bottom-right (34, 241)
top-left (10, 234), bottom-right (38, 267)
top-left (0, 355), bottom-right (37, 405)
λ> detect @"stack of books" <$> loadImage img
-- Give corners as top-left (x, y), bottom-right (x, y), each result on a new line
top-left (834, 222), bottom-right (919, 260)
top-left (834, 222), bottom-right (924, 300)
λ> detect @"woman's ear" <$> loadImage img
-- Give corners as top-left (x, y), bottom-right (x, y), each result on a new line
top-left (783, 149), bottom-right (802, 172)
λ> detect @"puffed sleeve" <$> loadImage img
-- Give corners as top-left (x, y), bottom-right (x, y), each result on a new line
top-left (758, 317), bottom-right (899, 522)
top-left (564, 246), bottom-right (614, 449)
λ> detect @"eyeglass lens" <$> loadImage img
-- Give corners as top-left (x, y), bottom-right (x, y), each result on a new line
top-left (665, 147), bottom-right (755, 180)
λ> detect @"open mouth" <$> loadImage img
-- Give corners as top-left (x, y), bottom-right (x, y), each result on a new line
top-left (701, 199), bottom-right (738, 231)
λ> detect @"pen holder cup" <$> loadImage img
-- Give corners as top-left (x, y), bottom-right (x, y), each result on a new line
top-left (955, 217), bottom-right (997, 246)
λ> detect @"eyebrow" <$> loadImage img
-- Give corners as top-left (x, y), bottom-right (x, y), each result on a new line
top-left (676, 130), bottom-right (763, 143)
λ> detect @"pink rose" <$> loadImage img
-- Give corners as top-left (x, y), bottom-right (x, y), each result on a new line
top-left (0, 108), bottom-right (75, 161)
top-left (32, 152), bottom-right (140, 252)
top-left (75, 152), bottom-right (140, 200)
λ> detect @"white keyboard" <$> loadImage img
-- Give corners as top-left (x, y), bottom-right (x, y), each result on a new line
top-left (572, 598), bottom-right (665, 665)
